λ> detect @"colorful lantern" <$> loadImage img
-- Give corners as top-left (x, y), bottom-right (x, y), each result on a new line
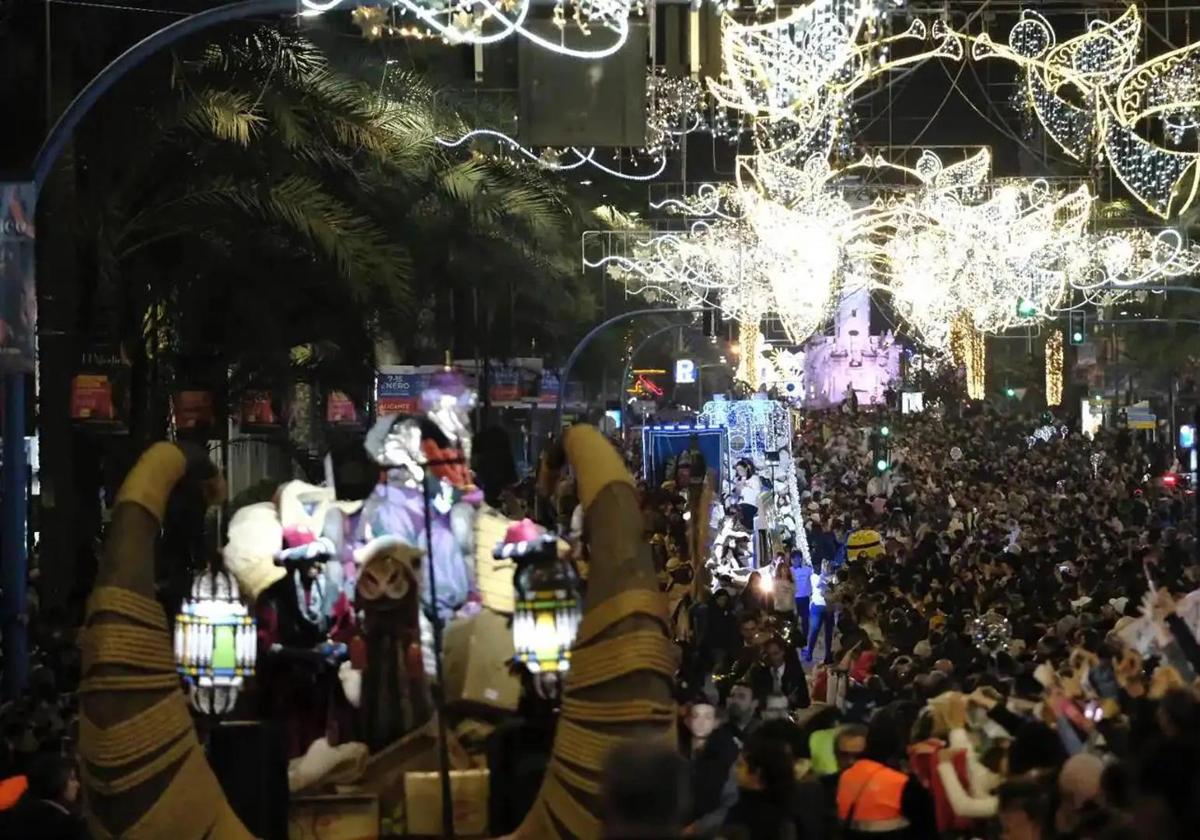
top-left (495, 520), bottom-right (581, 674)
top-left (174, 569), bottom-right (256, 715)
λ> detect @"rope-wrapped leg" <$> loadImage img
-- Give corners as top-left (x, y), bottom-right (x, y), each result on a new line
top-left (517, 426), bottom-right (678, 839)
top-left (80, 443), bottom-right (251, 839)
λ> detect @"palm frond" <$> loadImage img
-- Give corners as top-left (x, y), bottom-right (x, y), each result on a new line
top-left (180, 88), bottom-right (264, 146)
top-left (168, 175), bottom-right (412, 304)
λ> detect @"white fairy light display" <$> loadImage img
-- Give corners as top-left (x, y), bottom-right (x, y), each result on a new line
top-left (174, 569), bottom-right (256, 716)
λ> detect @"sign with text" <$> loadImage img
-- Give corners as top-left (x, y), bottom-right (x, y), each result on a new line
top-left (70, 349), bottom-right (130, 433)
top-left (0, 183), bottom-right (36, 373)
top-left (675, 358), bottom-right (696, 384)
top-left (325, 390), bottom-right (362, 428)
top-left (376, 366), bottom-right (436, 415)
top-left (238, 390), bottom-right (285, 435)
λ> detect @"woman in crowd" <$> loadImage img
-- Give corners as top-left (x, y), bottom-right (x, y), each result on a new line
top-left (733, 459), bottom-right (763, 532)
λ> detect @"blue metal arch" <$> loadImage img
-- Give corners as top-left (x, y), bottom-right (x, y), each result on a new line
top-left (33, 0), bottom-right (299, 191)
top-left (5, 0), bottom-right (303, 699)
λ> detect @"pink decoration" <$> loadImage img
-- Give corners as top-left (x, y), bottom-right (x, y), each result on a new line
top-left (503, 519), bottom-right (544, 545)
top-left (282, 525), bottom-right (316, 548)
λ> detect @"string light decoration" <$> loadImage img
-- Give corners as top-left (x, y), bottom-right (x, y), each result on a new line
top-left (572, 4), bottom-right (1199, 364)
top-left (437, 129), bottom-right (670, 181)
top-left (967, 7), bottom-right (1200, 219)
top-left (174, 570), bottom-right (256, 716)
top-left (698, 396), bottom-right (791, 470)
top-left (1071, 228), bottom-right (1200, 307)
top-left (736, 319), bottom-right (762, 389)
top-left (949, 314), bottom-right (986, 399)
top-left (645, 72), bottom-right (707, 156)
top-left (1046, 329), bottom-right (1064, 407)
top-left (320, 0), bottom-right (637, 59)
top-left (966, 324), bottom-right (987, 401)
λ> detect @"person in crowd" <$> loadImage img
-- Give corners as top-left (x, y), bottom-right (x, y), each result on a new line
top-left (702, 589), bottom-right (743, 673)
top-left (771, 559), bottom-right (797, 623)
top-left (722, 682), bottom-right (761, 744)
top-left (721, 730), bottom-right (798, 840)
top-left (748, 636), bottom-right (810, 710)
top-left (804, 557), bottom-right (835, 664)
top-left (600, 742), bottom-right (690, 840)
top-left (680, 697), bottom-right (740, 836)
top-left (836, 705), bottom-right (936, 839)
top-left (790, 549), bottom-right (813, 641)
top-left (995, 776), bottom-right (1056, 840)
top-left (0, 752), bottom-right (83, 839)
top-left (733, 459), bottom-right (763, 532)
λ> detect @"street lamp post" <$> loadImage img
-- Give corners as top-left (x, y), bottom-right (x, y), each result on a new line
top-left (619, 323), bottom-right (686, 439)
top-left (554, 308), bottom-right (708, 430)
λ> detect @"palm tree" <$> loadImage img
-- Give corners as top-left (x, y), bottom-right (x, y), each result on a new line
top-left (73, 23), bottom-right (606, 447)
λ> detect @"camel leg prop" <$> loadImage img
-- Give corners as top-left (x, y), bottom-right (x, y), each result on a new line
top-left (79, 443), bottom-right (251, 839)
top-left (515, 426), bottom-right (678, 839)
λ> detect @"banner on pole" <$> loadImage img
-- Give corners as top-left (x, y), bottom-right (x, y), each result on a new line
top-left (0, 183), bottom-right (36, 373)
top-left (376, 367), bottom-right (436, 415)
top-left (70, 348), bottom-right (131, 433)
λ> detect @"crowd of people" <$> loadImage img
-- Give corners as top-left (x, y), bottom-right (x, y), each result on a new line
top-left (3, 394), bottom-right (1200, 840)
top-left (639, 401), bottom-right (1200, 839)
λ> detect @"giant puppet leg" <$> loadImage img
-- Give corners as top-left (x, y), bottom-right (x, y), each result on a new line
top-left (515, 426), bottom-right (678, 839)
top-left (79, 443), bottom-right (252, 839)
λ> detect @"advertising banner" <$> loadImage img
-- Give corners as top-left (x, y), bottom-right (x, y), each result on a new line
top-left (538, 369), bottom-right (583, 406)
top-left (0, 183), bottom-right (36, 373)
top-left (70, 348), bottom-right (131, 433)
top-left (376, 367), bottom-right (434, 415)
top-left (172, 390), bottom-right (217, 435)
top-left (238, 390), bottom-right (286, 435)
top-left (325, 390), bottom-right (362, 428)
top-left (489, 366), bottom-right (522, 404)
top-left (171, 355), bottom-right (225, 440)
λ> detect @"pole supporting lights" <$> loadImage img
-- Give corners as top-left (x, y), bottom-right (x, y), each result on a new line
top-left (555, 308), bottom-right (710, 430)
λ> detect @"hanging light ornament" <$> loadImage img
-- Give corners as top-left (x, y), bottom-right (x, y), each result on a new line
top-left (497, 520), bottom-right (581, 674)
top-left (581, 3), bottom-right (1199, 359)
top-left (736, 320), bottom-right (762, 389)
top-left (1045, 329), bottom-right (1064, 407)
top-left (174, 569), bottom-right (256, 715)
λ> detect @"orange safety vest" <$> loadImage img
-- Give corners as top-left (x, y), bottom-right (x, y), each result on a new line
top-left (0, 776), bottom-right (27, 811)
top-left (837, 759), bottom-right (908, 824)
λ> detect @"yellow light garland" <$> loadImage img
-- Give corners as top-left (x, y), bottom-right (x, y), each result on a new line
top-left (1045, 329), bottom-right (1063, 407)
top-left (736, 320), bottom-right (762, 389)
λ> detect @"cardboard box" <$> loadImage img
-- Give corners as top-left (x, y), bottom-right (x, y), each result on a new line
top-left (403, 769), bottom-right (489, 838)
top-left (357, 718), bottom-right (472, 837)
top-left (288, 793), bottom-right (379, 840)
top-left (442, 608), bottom-right (521, 712)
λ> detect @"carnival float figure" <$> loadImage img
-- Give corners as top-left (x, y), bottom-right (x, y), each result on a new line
top-left (360, 371), bottom-right (480, 678)
top-left (78, 423), bottom-right (673, 838)
top-left (222, 481), bottom-right (358, 760)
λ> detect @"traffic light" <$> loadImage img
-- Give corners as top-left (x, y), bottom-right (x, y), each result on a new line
top-left (1069, 309), bottom-right (1086, 345)
top-left (1005, 387), bottom-right (1016, 398)
top-left (1016, 297), bottom-right (1038, 318)
top-left (872, 427), bottom-right (891, 472)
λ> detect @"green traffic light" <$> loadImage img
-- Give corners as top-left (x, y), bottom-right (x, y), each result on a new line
top-left (876, 459), bottom-right (889, 472)
top-left (1016, 298), bottom-right (1037, 317)
top-left (880, 425), bottom-right (890, 437)
top-left (1005, 387), bottom-right (1016, 398)
top-left (1072, 331), bottom-right (1084, 343)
